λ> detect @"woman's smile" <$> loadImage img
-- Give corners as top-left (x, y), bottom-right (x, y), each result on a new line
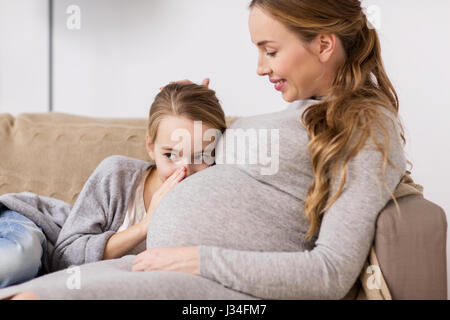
top-left (274, 80), bottom-right (287, 91)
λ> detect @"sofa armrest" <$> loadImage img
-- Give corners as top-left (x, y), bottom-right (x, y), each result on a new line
top-left (374, 194), bottom-right (447, 299)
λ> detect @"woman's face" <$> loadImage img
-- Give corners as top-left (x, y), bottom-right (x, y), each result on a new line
top-left (146, 115), bottom-right (218, 183)
top-left (248, 6), bottom-right (344, 102)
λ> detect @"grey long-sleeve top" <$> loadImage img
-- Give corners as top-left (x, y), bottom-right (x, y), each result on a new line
top-left (146, 98), bottom-right (407, 299)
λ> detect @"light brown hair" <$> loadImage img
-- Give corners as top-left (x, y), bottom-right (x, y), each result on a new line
top-left (147, 83), bottom-right (227, 148)
top-left (249, 0), bottom-right (410, 240)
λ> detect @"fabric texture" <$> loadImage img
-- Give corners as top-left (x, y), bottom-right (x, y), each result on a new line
top-left (0, 256), bottom-right (259, 300)
top-left (373, 193), bottom-right (447, 299)
top-left (0, 99), bottom-right (409, 299)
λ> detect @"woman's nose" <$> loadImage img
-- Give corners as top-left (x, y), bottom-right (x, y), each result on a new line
top-left (257, 56), bottom-right (270, 76)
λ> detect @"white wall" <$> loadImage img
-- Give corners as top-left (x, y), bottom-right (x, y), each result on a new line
top-left (1, 0), bottom-right (449, 298)
top-left (52, 0), bottom-right (266, 118)
top-left (0, 0), bottom-right (48, 115)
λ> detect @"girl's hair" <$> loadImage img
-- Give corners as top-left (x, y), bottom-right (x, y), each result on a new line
top-left (147, 83), bottom-right (227, 147)
top-left (249, 0), bottom-right (411, 241)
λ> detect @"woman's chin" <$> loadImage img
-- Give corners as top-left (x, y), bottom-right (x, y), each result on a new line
top-left (281, 91), bottom-right (295, 103)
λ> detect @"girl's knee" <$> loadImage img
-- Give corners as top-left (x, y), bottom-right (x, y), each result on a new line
top-left (0, 238), bottom-right (43, 288)
top-left (0, 210), bottom-right (46, 288)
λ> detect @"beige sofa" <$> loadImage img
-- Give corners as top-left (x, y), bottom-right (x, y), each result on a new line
top-left (0, 111), bottom-right (447, 300)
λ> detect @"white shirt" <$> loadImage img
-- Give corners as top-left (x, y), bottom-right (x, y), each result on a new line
top-left (117, 166), bottom-right (154, 254)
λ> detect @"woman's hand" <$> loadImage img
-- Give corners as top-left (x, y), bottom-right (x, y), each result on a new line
top-left (138, 166), bottom-right (186, 236)
top-left (160, 78), bottom-right (210, 91)
top-left (132, 246), bottom-right (200, 276)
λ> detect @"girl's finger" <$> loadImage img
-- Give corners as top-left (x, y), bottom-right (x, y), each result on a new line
top-left (162, 170), bottom-right (185, 194)
top-left (166, 167), bottom-right (184, 183)
top-left (132, 263), bottom-right (144, 272)
top-left (133, 254), bottom-right (143, 265)
top-left (174, 169), bottom-right (186, 182)
top-left (157, 168), bottom-right (185, 194)
top-left (161, 167), bottom-right (182, 185)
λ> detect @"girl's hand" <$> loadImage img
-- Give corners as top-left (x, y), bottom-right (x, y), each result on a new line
top-left (160, 78), bottom-right (210, 91)
top-left (132, 246), bottom-right (200, 276)
top-left (138, 166), bottom-right (186, 236)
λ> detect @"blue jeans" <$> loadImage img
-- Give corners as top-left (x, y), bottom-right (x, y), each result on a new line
top-left (0, 209), bottom-right (47, 288)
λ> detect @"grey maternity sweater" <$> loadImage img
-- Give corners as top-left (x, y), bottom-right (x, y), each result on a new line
top-left (0, 98), bottom-right (406, 300)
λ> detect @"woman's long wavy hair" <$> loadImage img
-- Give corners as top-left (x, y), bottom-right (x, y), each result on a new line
top-left (249, 0), bottom-right (411, 241)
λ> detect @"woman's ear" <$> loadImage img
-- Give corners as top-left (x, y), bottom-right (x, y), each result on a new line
top-left (146, 134), bottom-right (155, 161)
top-left (315, 33), bottom-right (336, 63)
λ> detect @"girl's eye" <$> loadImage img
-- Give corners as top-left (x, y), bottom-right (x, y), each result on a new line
top-left (164, 153), bottom-right (177, 160)
top-left (265, 51), bottom-right (277, 57)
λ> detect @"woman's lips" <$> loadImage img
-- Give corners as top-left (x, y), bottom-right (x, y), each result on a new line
top-left (275, 80), bottom-right (287, 91)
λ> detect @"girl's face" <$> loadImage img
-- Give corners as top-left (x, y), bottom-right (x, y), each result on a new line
top-left (248, 6), bottom-right (345, 102)
top-left (146, 115), bottom-right (218, 183)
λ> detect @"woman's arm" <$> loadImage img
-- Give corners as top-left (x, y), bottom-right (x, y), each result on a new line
top-left (197, 113), bottom-right (407, 299)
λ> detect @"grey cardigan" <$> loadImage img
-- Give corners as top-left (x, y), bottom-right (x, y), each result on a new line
top-left (0, 156), bottom-right (153, 272)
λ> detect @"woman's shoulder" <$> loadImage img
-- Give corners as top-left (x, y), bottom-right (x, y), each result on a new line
top-left (228, 99), bottom-right (320, 130)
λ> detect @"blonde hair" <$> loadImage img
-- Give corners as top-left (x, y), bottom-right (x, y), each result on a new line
top-left (249, 0), bottom-right (411, 240)
top-left (147, 83), bottom-right (227, 148)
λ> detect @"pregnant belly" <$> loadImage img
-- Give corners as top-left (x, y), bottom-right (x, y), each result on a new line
top-left (146, 164), bottom-right (313, 252)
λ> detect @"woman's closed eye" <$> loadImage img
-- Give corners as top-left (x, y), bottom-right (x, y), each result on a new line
top-left (265, 51), bottom-right (277, 57)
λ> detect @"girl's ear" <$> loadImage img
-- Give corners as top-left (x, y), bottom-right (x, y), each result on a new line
top-left (146, 134), bottom-right (155, 161)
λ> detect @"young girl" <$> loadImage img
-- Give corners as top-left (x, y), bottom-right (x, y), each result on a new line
top-left (0, 82), bottom-right (227, 286)
top-left (101, 83), bottom-right (227, 260)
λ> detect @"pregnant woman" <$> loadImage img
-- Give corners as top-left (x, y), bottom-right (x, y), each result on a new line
top-left (1, 0), bottom-right (407, 300)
